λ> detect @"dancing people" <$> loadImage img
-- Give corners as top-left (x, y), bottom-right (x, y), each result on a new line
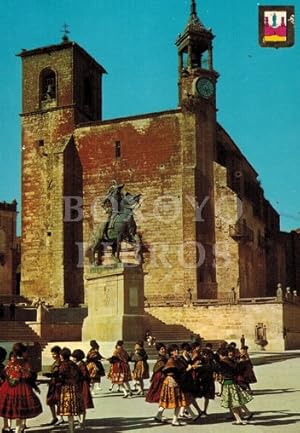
top-left (71, 349), bottom-right (94, 429)
top-left (237, 346), bottom-right (257, 393)
top-left (155, 344), bottom-right (190, 426)
top-left (0, 343), bottom-right (42, 433)
top-left (178, 342), bottom-right (202, 421)
top-left (0, 346), bottom-right (10, 433)
top-left (146, 343), bottom-right (167, 405)
top-left (131, 341), bottom-right (149, 396)
top-left (86, 340), bottom-right (105, 395)
top-left (43, 345), bottom-right (64, 426)
top-left (56, 347), bottom-right (84, 433)
top-left (109, 340), bottom-right (132, 398)
top-left (218, 348), bottom-right (253, 425)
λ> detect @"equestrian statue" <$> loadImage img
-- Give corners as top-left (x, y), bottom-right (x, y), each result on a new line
top-left (86, 182), bottom-right (142, 264)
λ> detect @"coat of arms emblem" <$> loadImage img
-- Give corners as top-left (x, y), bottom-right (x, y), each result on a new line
top-left (259, 6), bottom-right (295, 47)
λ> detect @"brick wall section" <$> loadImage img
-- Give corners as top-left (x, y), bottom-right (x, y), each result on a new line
top-left (75, 111), bottom-right (189, 302)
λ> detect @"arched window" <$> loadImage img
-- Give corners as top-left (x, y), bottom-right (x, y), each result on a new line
top-left (40, 68), bottom-right (56, 102)
top-left (83, 76), bottom-right (92, 110)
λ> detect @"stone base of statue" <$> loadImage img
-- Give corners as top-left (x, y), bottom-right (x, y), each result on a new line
top-left (82, 263), bottom-right (146, 342)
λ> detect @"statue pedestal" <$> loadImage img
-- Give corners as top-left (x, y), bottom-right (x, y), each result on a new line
top-left (82, 263), bottom-right (146, 342)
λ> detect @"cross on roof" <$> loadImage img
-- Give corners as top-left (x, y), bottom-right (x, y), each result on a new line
top-left (61, 23), bottom-right (70, 42)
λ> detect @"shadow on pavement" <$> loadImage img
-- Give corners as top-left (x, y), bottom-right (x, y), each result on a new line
top-left (20, 410), bottom-right (300, 432)
top-left (27, 417), bottom-right (163, 432)
top-left (253, 353), bottom-right (300, 366)
top-left (250, 411), bottom-right (300, 427)
top-left (253, 387), bottom-right (299, 395)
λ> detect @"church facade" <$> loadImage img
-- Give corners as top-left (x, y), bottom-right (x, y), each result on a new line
top-left (18, 1), bottom-right (299, 323)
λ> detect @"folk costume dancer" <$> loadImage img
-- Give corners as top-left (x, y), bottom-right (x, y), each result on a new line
top-left (177, 343), bottom-right (202, 421)
top-left (155, 344), bottom-right (189, 426)
top-left (86, 340), bottom-right (105, 395)
top-left (0, 346), bottom-right (11, 433)
top-left (218, 349), bottom-right (253, 425)
top-left (146, 343), bottom-right (167, 405)
top-left (109, 340), bottom-right (132, 398)
top-left (237, 346), bottom-right (257, 393)
top-left (43, 345), bottom-right (64, 426)
top-left (56, 348), bottom-right (84, 433)
top-left (198, 348), bottom-right (216, 416)
top-left (0, 343), bottom-right (42, 433)
top-left (71, 349), bottom-right (94, 429)
top-left (131, 342), bottom-right (149, 396)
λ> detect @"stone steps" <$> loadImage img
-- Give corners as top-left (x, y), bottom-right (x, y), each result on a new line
top-left (0, 320), bottom-right (41, 341)
top-left (145, 312), bottom-right (192, 341)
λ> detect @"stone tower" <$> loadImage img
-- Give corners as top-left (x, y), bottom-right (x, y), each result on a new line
top-left (18, 38), bottom-right (106, 306)
top-left (176, 0), bottom-right (219, 297)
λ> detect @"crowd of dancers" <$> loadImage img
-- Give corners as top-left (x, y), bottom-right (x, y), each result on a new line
top-left (0, 338), bottom-right (257, 432)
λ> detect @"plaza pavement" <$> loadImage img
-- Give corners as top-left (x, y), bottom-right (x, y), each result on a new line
top-left (1, 352), bottom-right (300, 433)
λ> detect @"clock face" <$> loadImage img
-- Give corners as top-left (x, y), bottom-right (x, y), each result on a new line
top-left (196, 78), bottom-right (214, 99)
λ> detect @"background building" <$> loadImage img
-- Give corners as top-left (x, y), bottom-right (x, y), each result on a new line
top-left (15, 1), bottom-right (300, 350)
top-left (0, 200), bottom-right (20, 298)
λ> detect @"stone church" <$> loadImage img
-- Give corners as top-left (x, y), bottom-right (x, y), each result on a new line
top-left (15, 1), bottom-right (300, 349)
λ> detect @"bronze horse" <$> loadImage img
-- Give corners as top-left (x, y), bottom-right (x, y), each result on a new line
top-left (87, 184), bottom-right (142, 264)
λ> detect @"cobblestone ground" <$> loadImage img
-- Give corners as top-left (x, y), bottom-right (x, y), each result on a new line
top-left (1, 354), bottom-right (300, 433)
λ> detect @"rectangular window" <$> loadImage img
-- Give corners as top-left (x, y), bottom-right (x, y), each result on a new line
top-left (115, 141), bottom-right (121, 159)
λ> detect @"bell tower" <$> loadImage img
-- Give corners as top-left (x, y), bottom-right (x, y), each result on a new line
top-left (18, 35), bottom-right (106, 306)
top-left (178, 1), bottom-right (219, 299)
top-left (176, 0), bottom-right (218, 107)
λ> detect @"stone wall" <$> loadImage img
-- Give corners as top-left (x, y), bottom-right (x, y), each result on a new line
top-left (76, 111), bottom-right (191, 300)
top-left (146, 301), bottom-right (288, 351)
top-left (214, 163), bottom-right (240, 297)
top-left (214, 161), bottom-right (269, 299)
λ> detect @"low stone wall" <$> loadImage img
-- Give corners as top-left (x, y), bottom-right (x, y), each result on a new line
top-left (146, 302), bottom-right (287, 351)
top-left (28, 322), bottom-right (83, 341)
top-left (27, 307), bottom-right (88, 341)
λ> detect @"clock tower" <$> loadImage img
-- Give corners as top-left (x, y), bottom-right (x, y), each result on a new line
top-left (176, 0), bottom-right (219, 107)
top-left (178, 0), bottom-right (219, 298)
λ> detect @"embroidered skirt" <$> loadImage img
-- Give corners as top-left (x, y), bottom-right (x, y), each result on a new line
top-left (57, 384), bottom-right (84, 416)
top-left (146, 371), bottom-right (164, 403)
top-left (158, 376), bottom-right (188, 409)
top-left (221, 380), bottom-right (253, 409)
top-left (132, 360), bottom-right (149, 381)
top-left (111, 362), bottom-right (132, 384)
top-left (46, 382), bottom-right (60, 406)
top-left (0, 380), bottom-right (42, 419)
top-left (82, 381), bottom-right (94, 409)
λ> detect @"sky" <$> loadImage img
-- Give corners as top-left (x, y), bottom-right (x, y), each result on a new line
top-left (0, 0), bottom-right (299, 233)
